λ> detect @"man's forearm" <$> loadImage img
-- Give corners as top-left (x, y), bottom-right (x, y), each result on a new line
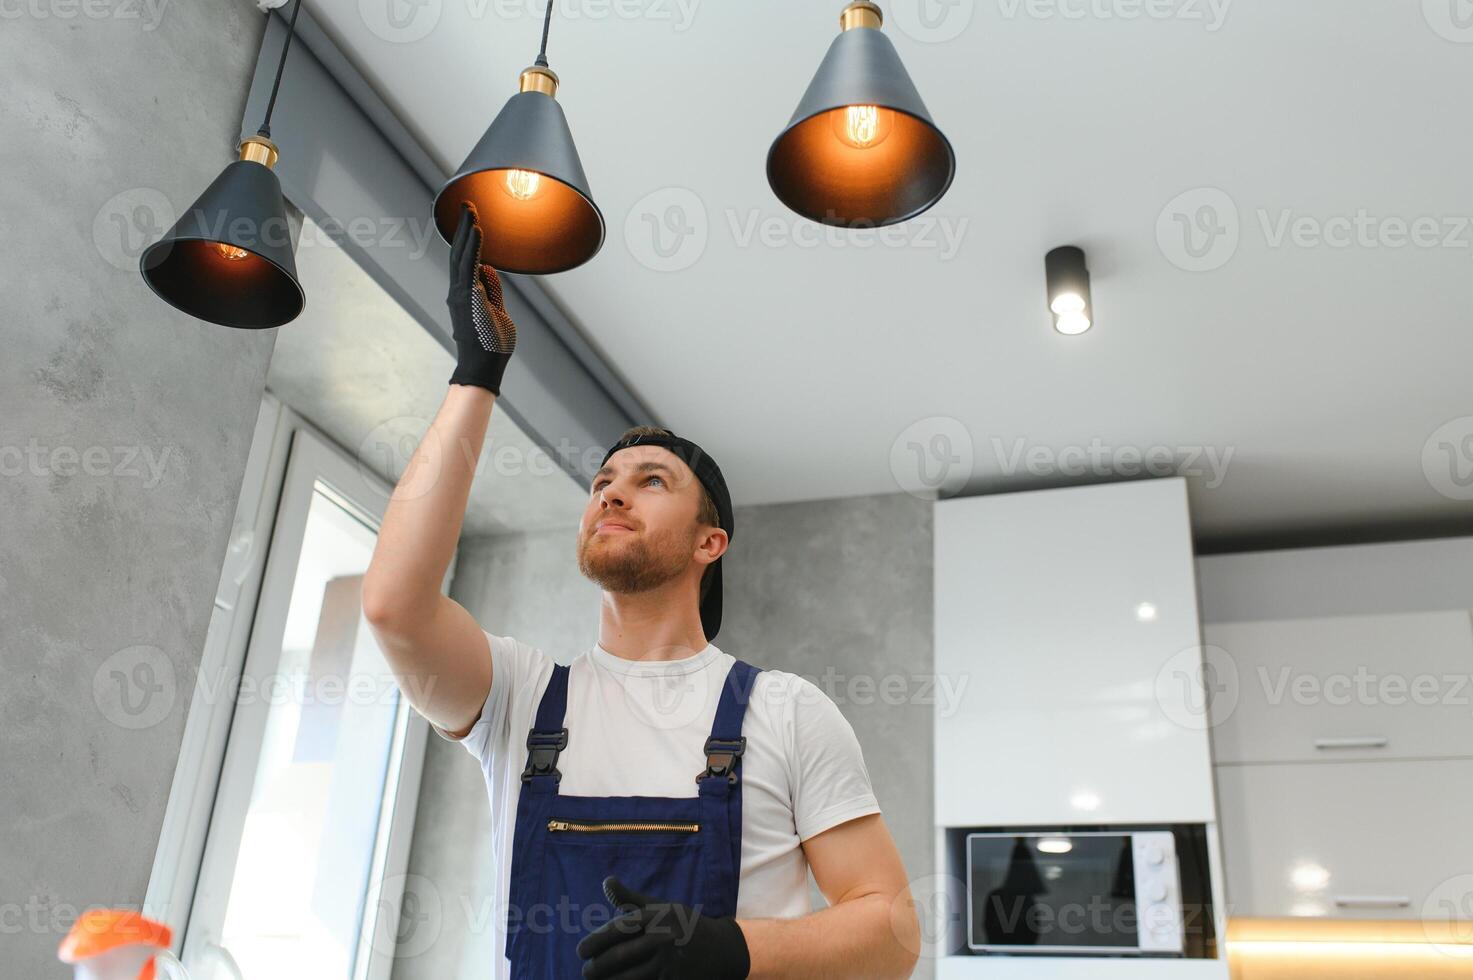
top-left (737, 889), bottom-right (919, 980)
top-left (362, 384), bottom-right (494, 623)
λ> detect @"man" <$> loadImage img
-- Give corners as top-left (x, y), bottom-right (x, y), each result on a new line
top-left (362, 206), bottom-right (920, 979)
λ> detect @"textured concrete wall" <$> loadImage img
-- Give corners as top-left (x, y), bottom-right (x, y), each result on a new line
top-left (0, 4), bottom-right (276, 976)
top-left (721, 492), bottom-right (935, 917)
top-left (394, 492), bottom-right (934, 979)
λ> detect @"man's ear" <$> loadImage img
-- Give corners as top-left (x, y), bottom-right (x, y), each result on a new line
top-left (699, 526), bottom-right (728, 564)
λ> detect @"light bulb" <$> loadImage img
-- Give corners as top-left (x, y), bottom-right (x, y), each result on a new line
top-left (1050, 291), bottom-right (1086, 316)
top-left (833, 105), bottom-right (894, 149)
top-left (1055, 311), bottom-right (1092, 335)
top-left (216, 243), bottom-right (250, 261)
top-left (504, 168), bottom-right (542, 201)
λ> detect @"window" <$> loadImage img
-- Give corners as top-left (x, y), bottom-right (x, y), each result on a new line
top-left (146, 397), bottom-right (438, 980)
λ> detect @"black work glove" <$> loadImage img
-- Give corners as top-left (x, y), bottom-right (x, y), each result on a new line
top-left (446, 203), bottom-right (517, 395)
top-left (577, 875), bottom-right (751, 980)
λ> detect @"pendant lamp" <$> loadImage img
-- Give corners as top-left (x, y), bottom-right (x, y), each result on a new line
top-left (767, 1), bottom-right (955, 228)
top-left (432, 0), bottom-right (604, 274)
top-left (140, 0), bottom-right (305, 329)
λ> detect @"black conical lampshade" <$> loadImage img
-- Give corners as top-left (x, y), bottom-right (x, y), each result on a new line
top-left (140, 140), bottom-right (305, 330)
top-left (768, 2), bottom-right (955, 227)
top-left (434, 66), bottom-right (605, 275)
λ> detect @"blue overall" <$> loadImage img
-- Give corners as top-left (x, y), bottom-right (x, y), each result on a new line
top-left (504, 658), bottom-right (762, 978)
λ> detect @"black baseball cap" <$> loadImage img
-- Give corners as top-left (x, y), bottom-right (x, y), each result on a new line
top-left (598, 429), bottom-right (732, 642)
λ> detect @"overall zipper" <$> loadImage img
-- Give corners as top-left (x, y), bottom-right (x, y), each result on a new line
top-left (547, 819), bottom-right (700, 833)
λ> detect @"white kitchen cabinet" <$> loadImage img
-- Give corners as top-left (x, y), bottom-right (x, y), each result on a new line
top-left (1204, 611), bottom-right (1473, 765)
top-left (1214, 758), bottom-right (1473, 919)
top-left (934, 478), bottom-right (1217, 827)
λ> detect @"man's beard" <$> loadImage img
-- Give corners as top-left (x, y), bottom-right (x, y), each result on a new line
top-left (577, 524), bottom-right (694, 594)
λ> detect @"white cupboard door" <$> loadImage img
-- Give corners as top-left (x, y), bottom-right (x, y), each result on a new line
top-left (1205, 611), bottom-right (1473, 765)
top-left (1214, 758), bottom-right (1473, 919)
top-left (934, 478), bottom-right (1216, 827)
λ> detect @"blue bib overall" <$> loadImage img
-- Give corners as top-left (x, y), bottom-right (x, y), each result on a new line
top-left (505, 658), bottom-right (761, 978)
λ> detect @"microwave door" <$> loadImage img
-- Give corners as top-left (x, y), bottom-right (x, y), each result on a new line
top-left (968, 833), bottom-right (1142, 955)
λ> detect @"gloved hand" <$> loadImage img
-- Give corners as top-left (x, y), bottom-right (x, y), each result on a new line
top-left (446, 203), bottom-right (517, 394)
top-left (576, 876), bottom-right (751, 980)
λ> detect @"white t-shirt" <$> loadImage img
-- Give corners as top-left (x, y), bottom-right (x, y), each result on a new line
top-left (435, 631), bottom-right (882, 978)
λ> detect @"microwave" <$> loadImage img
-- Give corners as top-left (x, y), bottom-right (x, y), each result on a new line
top-left (966, 830), bottom-right (1185, 956)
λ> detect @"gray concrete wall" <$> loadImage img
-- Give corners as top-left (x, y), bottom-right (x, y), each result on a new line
top-left (394, 492), bottom-right (934, 979)
top-left (0, 4), bottom-right (276, 976)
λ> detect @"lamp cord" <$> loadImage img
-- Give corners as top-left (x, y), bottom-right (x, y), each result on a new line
top-left (258, 0), bottom-right (302, 139)
top-left (535, 0), bottom-right (553, 66)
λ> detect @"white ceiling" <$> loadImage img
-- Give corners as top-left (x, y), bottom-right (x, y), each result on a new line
top-left (302, 0), bottom-right (1473, 544)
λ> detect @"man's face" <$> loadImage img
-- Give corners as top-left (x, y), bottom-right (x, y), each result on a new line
top-left (576, 446), bottom-right (722, 595)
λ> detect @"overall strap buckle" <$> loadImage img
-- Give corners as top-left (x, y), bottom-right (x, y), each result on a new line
top-left (521, 728), bottom-right (568, 783)
top-left (697, 736), bottom-right (746, 785)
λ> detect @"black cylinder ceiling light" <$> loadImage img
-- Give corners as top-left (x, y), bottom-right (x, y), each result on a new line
top-left (767, 1), bottom-right (955, 228)
top-left (432, 0), bottom-right (604, 274)
top-left (140, 0), bottom-right (305, 330)
top-left (1045, 245), bottom-right (1093, 335)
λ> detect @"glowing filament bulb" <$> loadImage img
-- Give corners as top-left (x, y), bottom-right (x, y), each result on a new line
top-left (832, 104), bottom-right (894, 149)
top-left (216, 243), bottom-right (249, 261)
top-left (504, 169), bottom-right (542, 201)
top-left (850, 105), bottom-right (883, 146)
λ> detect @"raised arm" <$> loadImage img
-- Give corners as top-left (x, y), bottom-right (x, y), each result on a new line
top-left (362, 384), bottom-right (497, 738)
top-left (362, 205), bottom-right (518, 738)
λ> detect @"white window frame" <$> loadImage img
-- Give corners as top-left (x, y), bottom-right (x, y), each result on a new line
top-left (146, 393), bottom-right (447, 980)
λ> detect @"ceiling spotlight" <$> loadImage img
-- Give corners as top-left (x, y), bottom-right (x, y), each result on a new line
top-left (1045, 245), bottom-right (1092, 336)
